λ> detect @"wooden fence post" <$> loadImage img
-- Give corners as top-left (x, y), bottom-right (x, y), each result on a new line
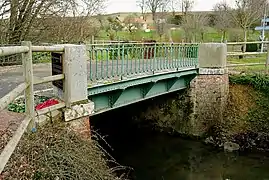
top-left (266, 42), bottom-right (269, 73)
top-left (21, 41), bottom-right (35, 132)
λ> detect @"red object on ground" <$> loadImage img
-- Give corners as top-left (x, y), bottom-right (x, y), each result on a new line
top-left (35, 99), bottom-right (59, 110)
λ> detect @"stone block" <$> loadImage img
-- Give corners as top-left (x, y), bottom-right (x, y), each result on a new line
top-left (63, 45), bottom-right (88, 107)
top-left (64, 101), bottom-right (94, 122)
top-left (199, 68), bottom-right (228, 75)
top-left (69, 116), bottom-right (91, 139)
top-left (198, 43), bottom-right (227, 68)
top-left (35, 110), bottom-right (60, 126)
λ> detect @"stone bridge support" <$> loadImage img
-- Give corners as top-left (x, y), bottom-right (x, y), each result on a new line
top-left (53, 44), bottom-right (94, 138)
top-left (189, 43), bottom-right (229, 136)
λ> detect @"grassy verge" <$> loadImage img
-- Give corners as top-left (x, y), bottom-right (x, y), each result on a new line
top-left (228, 54), bottom-right (268, 73)
top-left (2, 119), bottom-right (125, 180)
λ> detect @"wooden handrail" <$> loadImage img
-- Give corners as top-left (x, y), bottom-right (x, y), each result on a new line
top-left (0, 116), bottom-right (32, 173)
top-left (0, 82), bottom-right (28, 111)
top-left (33, 74), bottom-right (64, 85)
top-left (0, 46), bottom-right (29, 57)
top-left (32, 45), bottom-right (64, 52)
top-left (226, 41), bottom-right (269, 45)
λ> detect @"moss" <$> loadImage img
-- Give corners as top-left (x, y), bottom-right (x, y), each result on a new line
top-left (135, 90), bottom-right (194, 135)
top-left (225, 74), bottom-right (269, 135)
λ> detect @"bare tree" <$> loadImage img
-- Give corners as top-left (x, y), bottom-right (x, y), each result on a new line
top-left (181, 13), bottom-right (209, 42)
top-left (229, 0), bottom-right (266, 51)
top-left (213, 2), bottom-right (231, 42)
top-left (0, 0), bottom-right (106, 44)
top-left (181, 0), bottom-right (194, 16)
top-left (137, 0), bottom-right (147, 20)
top-left (146, 0), bottom-right (168, 21)
top-left (169, 0), bottom-right (180, 15)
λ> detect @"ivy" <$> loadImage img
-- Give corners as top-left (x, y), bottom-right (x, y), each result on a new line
top-left (229, 74), bottom-right (269, 94)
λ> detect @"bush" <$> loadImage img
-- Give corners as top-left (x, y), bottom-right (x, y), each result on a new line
top-left (2, 121), bottom-right (125, 180)
top-left (241, 43), bottom-right (258, 52)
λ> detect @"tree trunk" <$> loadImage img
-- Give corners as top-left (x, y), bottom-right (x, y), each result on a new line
top-left (243, 29), bottom-right (247, 53)
top-left (201, 32), bottom-right (204, 42)
top-left (152, 11), bottom-right (156, 21)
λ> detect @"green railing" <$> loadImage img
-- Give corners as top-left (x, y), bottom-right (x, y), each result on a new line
top-left (87, 43), bottom-right (199, 82)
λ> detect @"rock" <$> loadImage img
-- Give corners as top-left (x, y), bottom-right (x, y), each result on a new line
top-left (204, 136), bottom-right (214, 144)
top-left (224, 142), bottom-right (240, 152)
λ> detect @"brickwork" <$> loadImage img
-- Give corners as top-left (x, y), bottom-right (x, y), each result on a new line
top-left (188, 72), bottom-right (229, 136)
top-left (69, 117), bottom-right (91, 139)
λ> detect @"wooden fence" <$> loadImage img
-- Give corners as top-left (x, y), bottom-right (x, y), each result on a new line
top-left (0, 42), bottom-right (66, 173)
top-left (226, 41), bottom-right (269, 71)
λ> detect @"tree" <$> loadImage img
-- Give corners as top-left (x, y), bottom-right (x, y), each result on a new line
top-left (181, 0), bottom-right (194, 16)
top-left (228, 0), bottom-right (266, 51)
top-left (156, 5), bottom-right (168, 39)
top-left (213, 2), bottom-right (232, 42)
top-left (181, 13), bottom-right (209, 42)
top-left (146, 0), bottom-right (168, 21)
top-left (106, 16), bottom-right (123, 40)
top-left (137, 0), bottom-right (147, 20)
top-left (0, 0), bottom-right (106, 43)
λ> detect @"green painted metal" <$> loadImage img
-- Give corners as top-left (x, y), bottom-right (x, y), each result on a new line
top-left (88, 68), bottom-right (198, 115)
top-left (87, 42), bottom-right (199, 115)
top-left (87, 43), bottom-right (199, 82)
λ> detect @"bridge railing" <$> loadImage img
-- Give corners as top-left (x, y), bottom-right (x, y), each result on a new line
top-left (0, 42), bottom-right (66, 173)
top-left (87, 43), bottom-right (199, 82)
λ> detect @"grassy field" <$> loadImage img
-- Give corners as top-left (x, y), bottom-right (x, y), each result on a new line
top-left (228, 54), bottom-right (268, 73)
top-left (95, 27), bottom-right (261, 43)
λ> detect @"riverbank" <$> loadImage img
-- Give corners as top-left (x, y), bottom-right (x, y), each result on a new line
top-left (205, 74), bottom-right (269, 152)
top-left (1, 117), bottom-right (125, 179)
top-left (90, 100), bottom-right (269, 180)
top-left (132, 74), bottom-right (269, 152)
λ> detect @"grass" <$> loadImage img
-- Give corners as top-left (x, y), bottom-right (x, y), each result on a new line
top-left (228, 54), bottom-right (268, 73)
top-left (96, 27), bottom-right (261, 43)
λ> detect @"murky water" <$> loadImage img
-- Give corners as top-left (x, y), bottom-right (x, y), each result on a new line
top-left (91, 98), bottom-right (269, 180)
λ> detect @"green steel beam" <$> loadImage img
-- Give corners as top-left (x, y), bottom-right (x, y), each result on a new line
top-left (88, 68), bottom-right (198, 95)
top-left (88, 68), bottom-right (198, 115)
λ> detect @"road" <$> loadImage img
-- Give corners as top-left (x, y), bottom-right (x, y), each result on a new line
top-left (0, 63), bottom-right (53, 98)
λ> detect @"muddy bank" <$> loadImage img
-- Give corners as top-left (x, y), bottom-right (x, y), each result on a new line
top-left (205, 74), bottom-right (269, 152)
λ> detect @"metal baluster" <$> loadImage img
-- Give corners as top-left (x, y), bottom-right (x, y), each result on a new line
top-left (121, 44), bottom-right (124, 77)
top-left (106, 48), bottom-right (109, 78)
top-left (101, 49), bottom-right (104, 79)
top-left (95, 49), bottom-right (98, 80)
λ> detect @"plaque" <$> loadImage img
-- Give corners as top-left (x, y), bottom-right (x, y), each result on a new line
top-left (51, 52), bottom-right (63, 90)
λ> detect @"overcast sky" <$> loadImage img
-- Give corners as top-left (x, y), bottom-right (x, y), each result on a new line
top-left (105, 0), bottom-right (234, 14)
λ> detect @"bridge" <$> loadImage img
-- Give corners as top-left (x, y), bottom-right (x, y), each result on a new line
top-left (0, 41), bottom-right (227, 172)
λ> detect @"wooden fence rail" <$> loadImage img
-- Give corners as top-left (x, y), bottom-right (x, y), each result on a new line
top-left (0, 42), bottom-right (65, 173)
top-left (226, 41), bottom-right (269, 71)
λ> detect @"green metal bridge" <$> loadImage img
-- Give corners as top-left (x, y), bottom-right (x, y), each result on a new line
top-left (86, 43), bottom-right (199, 115)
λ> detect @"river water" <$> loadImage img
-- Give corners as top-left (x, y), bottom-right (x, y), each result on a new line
top-left (91, 98), bottom-right (269, 180)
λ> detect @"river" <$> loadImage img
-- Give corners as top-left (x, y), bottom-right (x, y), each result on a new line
top-left (91, 98), bottom-right (269, 180)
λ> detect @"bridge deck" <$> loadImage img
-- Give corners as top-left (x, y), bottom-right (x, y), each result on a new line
top-left (87, 58), bottom-right (197, 85)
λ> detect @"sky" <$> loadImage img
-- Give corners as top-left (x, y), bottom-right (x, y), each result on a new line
top-left (105, 0), bottom-right (234, 14)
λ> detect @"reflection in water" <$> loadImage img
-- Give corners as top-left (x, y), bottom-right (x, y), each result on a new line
top-left (115, 132), bottom-right (269, 180)
top-left (91, 100), bottom-right (269, 180)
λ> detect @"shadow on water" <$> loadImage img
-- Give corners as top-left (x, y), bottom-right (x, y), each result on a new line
top-left (90, 93), bottom-right (269, 180)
